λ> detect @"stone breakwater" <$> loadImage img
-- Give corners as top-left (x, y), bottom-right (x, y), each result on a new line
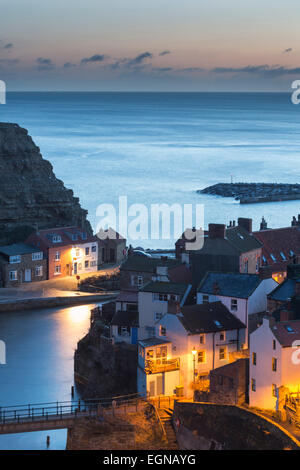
top-left (198, 183), bottom-right (300, 204)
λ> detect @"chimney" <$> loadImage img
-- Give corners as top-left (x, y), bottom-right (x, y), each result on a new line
top-left (258, 266), bottom-right (272, 280)
top-left (227, 221), bottom-right (232, 228)
top-left (291, 216), bottom-right (297, 227)
top-left (238, 217), bottom-right (253, 233)
top-left (260, 216), bottom-right (267, 231)
top-left (233, 220), bottom-right (236, 227)
top-left (208, 223), bottom-right (226, 239)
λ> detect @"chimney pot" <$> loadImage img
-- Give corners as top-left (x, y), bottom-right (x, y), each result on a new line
top-left (238, 217), bottom-right (253, 233)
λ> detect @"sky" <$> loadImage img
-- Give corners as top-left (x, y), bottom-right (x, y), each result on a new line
top-left (0, 0), bottom-right (300, 91)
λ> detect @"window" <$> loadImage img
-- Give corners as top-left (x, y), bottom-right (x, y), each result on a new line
top-left (280, 252), bottom-right (286, 261)
top-left (32, 252), bottom-right (43, 261)
top-left (272, 357), bottom-right (277, 372)
top-left (9, 270), bottom-right (18, 281)
top-left (198, 350), bottom-right (206, 363)
top-left (118, 326), bottom-right (130, 336)
top-left (252, 352), bottom-right (257, 365)
top-left (81, 232), bottom-right (87, 240)
top-left (219, 332), bottom-right (225, 341)
top-left (54, 265), bottom-right (61, 274)
top-left (9, 255), bottom-right (21, 264)
top-left (90, 260), bottom-right (97, 267)
top-left (199, 334), bottom-right (206, 345)
top-left (273, 340), bottom-right (276, 350)
top-left (156, 346), bottom-right (167, 359)
top-left (272, 384), bottom-right (277, 397)
top-left (219, 347), bottom-right (227, 360)
top-left (85, 260), bottom-right (89, 269)
top-left (203, 295), bottom-right (209, 304)
top-left (214, 320), bottom-right (222, 328)
top-left (284, 325), bottom-right (295, 333)
top-left (146, 349), bottom-right (154, 359)
top-left (71, 234), bottom-right (78, 241)
top-left (35, 266), bottom-right (43, 277)
top-left (160, 325), bottom-right (166, 336)
top-left (256, 257), bottom-right (261, 272)
top-left (85, 247), bottom-right (90, 256)
top-left (55, 251), bottom-right (60, 261)
top-left (52, 235), bottom-right (62, 243)
top-left (251, 378), bottom-right (256, 392)
top-left (155, 312), bottom-right (163, 322)
top-left (75, 248), bottom-right (80, 257)
top-left (231, 299), bottom-right (238, 311)
top-left (270, 253), bottom-right (276, 262)
top-left (131, 275), bottom-right (143, 287)
top-left (92, 245), bottom-right (97, 252)
top-left (262, 255), bottom-right (267, 265)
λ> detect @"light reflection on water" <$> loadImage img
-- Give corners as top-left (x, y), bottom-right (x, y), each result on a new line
top-left (0, 303), bottom-right (95, 450)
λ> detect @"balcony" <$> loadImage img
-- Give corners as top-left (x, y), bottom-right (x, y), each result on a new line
top-left (144, 357), bottom-right (180, 374)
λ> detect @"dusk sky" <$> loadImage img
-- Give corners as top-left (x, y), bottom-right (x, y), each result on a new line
top-left (1, 0), bottom-right (300, 91)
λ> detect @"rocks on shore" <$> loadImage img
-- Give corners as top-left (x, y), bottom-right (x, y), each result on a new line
top-left (198, 183), bottom-right (300, 203)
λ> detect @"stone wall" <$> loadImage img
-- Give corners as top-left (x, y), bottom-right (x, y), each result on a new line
top-left (173, 401), bottom-right (300, 450)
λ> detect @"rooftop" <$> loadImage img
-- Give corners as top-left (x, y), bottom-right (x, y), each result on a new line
top-left (28, 226), bottom-right (97, 247)
top-left (271, 320), bottom-right (300, 347)
top-left (120, 255), bottom-right (182, 273)
top-left (198, 272), bottom-right (262, 299)
top-left (253, 226), bottom-right (300, 267)
top-left (110, 310), bottom-right (139, 327)
top-left (268, 278), bottom-right (297, 302)
top-left (140, 281), bottom-right (189, 296)
top-left (138, 337), bottom-right (171, 348)
top-left (0, 242), bottom-right (41, 257)
top-left (179, 301), bottom-right (246, 334)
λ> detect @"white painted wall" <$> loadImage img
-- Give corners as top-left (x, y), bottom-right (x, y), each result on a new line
top-left (72, 242), bottom-right (98, 274)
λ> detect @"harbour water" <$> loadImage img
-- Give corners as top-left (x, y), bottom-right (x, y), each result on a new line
top-left (0, 304), bottom-right (93, 449)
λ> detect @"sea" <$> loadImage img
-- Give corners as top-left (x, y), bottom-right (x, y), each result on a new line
top-left (1, 91), bottom-right (300, 248)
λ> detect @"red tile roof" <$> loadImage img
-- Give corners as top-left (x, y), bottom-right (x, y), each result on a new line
top-left (30, 226), bottom-right (98, 248)
top-left (271, 320), bottom-right (300, 347)
top-left (254, 226), bottom-right (300, 269)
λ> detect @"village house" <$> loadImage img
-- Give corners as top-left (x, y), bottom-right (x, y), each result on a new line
top-left (27, 226), bottom-right (102, 279)
top-left (138, 281), bottom-right (192, 340)
top-left (119, 254), bottom-right (190, 291)
top-left (98, 227), bottom-right (127, 264)
top-left (137, 301), bottom-right (246, 398)
top-left (253, 216), bottom-right (300, 283)
top-left (110, 291), bottom-right (139, 344)
top-left (249, 317), bottom-right (300, 411)
top-left (188, 219), bottom-right (262, 286)
top-left (267, 264), bottom-right (300, 313)
top-left (197, 272), bottom-right (278, 347)
top-left (0, 243), bottom-right (47, 287)
top-left (208, 358), bottom-right (249, 406)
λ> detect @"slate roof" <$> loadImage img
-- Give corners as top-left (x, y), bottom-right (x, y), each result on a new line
top-left (198, 272), bottom-right (262, 299)
top-left (120, 255), bottom-right (182, 273)
top-left (110, 310), bottom-right (139, 327)
top-left (116, 291), bottom-right (138, 303)
top-left (253, 226), bottom-right (300, 267)
top-left (226, 225), bottom-right (262, 253)
top-left (268, 279), bottom-right (297, 302)
top-left (0, 243), bottom-right (41, 256)
top-left (28, 226), bottom-right (97, 248)
top-left (138, 337), bottom-right (171, 348)
top-left (179, 301), bottom-right (246, 334)
top-left (140, 281), bottom-right (189, 296)
top-left (271, 320), bottom-right (300, 347)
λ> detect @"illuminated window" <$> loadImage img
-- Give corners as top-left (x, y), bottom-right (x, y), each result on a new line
top-left (75, 248), bottom-right (80, 257)
top-left (219, 347), bottom-right (227, 360)
top-left (54, 265), bottom-right (61, 274)
top-left (160, 325), bottom-right (166, 336)
top-left (35, 266), bottom-right (43, 277)
top-left (55, 251), bottom-right (60, 261)
top-left (198, 350), bottom-right (206, 363)
top-left (9, 270), bottom-right (18, 281)
top-left (251, 378), bottom-right (256, 392)
top-left (272, 384), bottom-right (277, 397)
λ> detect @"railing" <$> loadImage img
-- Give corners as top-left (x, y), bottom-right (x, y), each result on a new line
top-left (0, 393), bottom-right (145, 426)
top-left (145, 358), bottom-right (180, 374)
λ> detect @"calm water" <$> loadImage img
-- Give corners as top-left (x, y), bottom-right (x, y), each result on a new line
top-left (0, 304), bottom-right (92, 449)
top-left (0, 92), bottom-right (300, 248)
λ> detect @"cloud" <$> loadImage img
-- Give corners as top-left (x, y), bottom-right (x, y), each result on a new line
top-left (63, 62), bottom-right (77, 68)
top-left (159, 50), bottom-right (171, 56)
top-left (152, 67), bottom-right (174, 73)
top-left (177, 67), bottom-right (205, 73)
top-left (0, 58), bottom-right (19, 67)
top-left (81, 54), bottom-right (109, 64)
top-left (211, 64), bottom-right (300, 78)
top-left (127, 51), bottom-right (153, 66)
top-left (283, 48), bottom-right (292, 53)
top-left (36, 57), bottom-right (55, 70)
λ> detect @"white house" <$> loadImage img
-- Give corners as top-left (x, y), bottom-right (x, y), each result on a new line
top-left (197, 272), bottom-right (278, 347)
top-left (138, 281), bottom-right (192, 340)
top-left (111, 291), bottom-right (139, 344)
top-left (71, 241), bottom-right (98, 275)
top-left (249, 317), bottom-right (300, 410)
top-left (137, 301), bottom-right (246, 398)
top-left (137, 338), bottom-right (180, 398)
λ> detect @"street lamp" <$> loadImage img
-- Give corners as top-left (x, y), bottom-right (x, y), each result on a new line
top-left (192, 348), bottom-right (197, 383)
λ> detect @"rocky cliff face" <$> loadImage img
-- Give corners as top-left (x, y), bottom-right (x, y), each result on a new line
top-left (0, 122), bottom-right (92, 245)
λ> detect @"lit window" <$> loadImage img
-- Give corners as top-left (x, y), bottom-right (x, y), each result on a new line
top-left (219, 347), bottom-right (227, 360)
top-left (75, 248), bottom-right (80, 257)
top-left (272, 384), bottom-right (277, 397)
top-left (131, 275), bottom-right (143, 287)
top-left (160, 325), bottom-right (166, 336)
top-left (9, 270), bottom-right (18, 281)
top-left (198, 350), bottom-right (206, 363)
top-left (231, 299), bottom-right (238, 311)
top-left (55, 251), bottom-right (60, 261)
top-left (252, 352), bottom-right (257, 365)
top-left (272, 357), bottom-right (277, 372)
top-left (54, 265), bottom-right (61, 274)
top-left (251, 379), bottom-right (256, 392)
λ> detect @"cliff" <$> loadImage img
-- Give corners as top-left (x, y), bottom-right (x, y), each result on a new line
top-left (0, 122), bottom-right (92, 245)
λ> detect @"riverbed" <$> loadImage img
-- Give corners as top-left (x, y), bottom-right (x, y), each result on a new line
top-left (0, 304), bottom-right (95, 450)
